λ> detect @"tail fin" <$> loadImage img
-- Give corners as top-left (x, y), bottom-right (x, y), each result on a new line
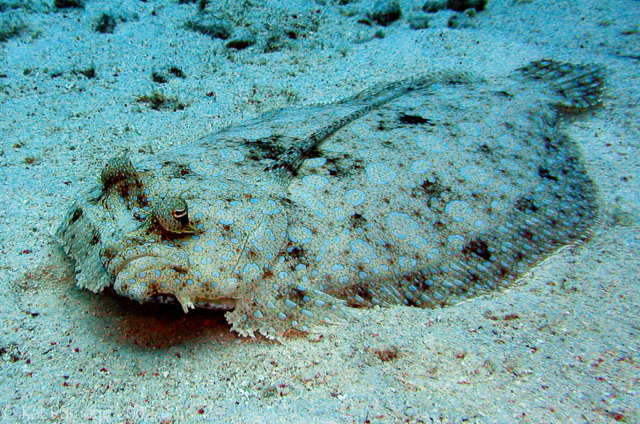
top-left (519, 59), bottom-right (605, 110)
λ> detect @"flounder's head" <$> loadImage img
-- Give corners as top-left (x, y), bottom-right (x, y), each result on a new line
top-left (58, 154), bottom-right (290, 313)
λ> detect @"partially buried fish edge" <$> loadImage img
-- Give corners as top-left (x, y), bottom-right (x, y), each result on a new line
top-left (56, 59), bottom-right (604, 340)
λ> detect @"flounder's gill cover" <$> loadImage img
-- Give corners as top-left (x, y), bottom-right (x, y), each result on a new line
top-left (56, 60), bottom-right (604, 340)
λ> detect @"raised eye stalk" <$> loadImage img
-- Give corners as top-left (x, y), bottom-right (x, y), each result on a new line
top-left (150, 196), bottom-right (198, 235)
top-left (99, 154), bottom-right (148, 206)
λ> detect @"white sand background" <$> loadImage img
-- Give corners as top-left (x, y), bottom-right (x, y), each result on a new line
top-left (0, 0), bottom-right (638, 422)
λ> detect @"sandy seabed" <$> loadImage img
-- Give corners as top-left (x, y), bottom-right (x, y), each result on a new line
top-left (0, 0), bottom-right (638, 422)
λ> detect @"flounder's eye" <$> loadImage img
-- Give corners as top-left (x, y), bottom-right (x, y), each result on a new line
top-left (171, 206), bottom-right (189, 225)
top-left (99, 154), bottom-right (147, 206)
top-left (151, 197), bottom-right (198, 235)
top-left (101, 155), bottom-right (137, 187)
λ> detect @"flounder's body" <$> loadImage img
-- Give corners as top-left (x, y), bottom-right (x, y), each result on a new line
top-left (56, 60), bottom-right (603, 339)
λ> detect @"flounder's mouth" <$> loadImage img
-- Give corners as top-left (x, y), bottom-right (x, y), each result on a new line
top-left (111, 254), bottom-right (156, 275)
top-left (108, 253), bottom-right (188, 279)
top-left (111, 254), bottom-right (214, 313)
top-left (148, 294), bottom-right (236, 311)
top-left (112, 255), bottom-right (188, 303)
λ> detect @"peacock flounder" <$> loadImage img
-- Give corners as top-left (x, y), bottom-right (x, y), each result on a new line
top-left (56, 60), bottom-right (604, 340)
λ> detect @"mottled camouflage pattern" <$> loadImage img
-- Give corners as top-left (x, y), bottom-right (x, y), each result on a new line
top-left (57, 60), bottom-right (603, 340)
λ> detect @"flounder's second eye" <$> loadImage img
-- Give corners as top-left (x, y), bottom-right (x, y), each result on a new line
top-left (151, 197), bottom-right (198, 235)
top-left (171, 207), bottom-right (189, 225)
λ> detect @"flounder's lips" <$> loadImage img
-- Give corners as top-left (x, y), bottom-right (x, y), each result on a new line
top-left (111, 254), bottom-right (156, 276)
top-left (148, 293), bottom-right (237, 311)
top-left (112, 255), bottom-right (177, 303)
top-left (107, 250), bottom-right (186, 279)
top-left (114, 257), bottom-right (237, 310)
top-left (112, 255), bottom-right (155, 301)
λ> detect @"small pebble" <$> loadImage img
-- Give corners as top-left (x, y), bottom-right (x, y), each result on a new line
top-left (368, 0), bottom-right (402, 26)
top-left (423, 0), bottom-right (447, 13)
top-left (408, 15), bottom-right (431, 30)
top-left (446, 0), bottom-right (487, 12)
